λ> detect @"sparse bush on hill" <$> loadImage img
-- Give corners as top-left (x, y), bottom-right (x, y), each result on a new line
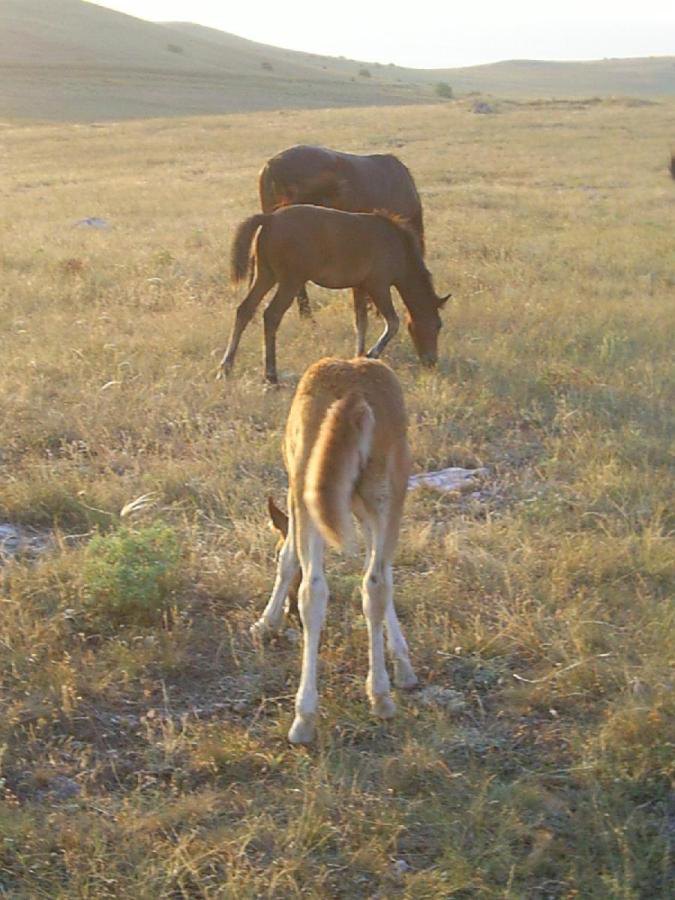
top-left (435, 81), bottom-right (453, 99)
top-left (83, 522), bottom-right (181, 624)
top-left (261, 61), bottom-right (273, 72)
top-left (166, 43), bottom-right (183, 54)
top-left (358, 67), bottom-right (372, 78)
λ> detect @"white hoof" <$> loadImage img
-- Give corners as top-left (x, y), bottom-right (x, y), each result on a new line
top-left (372, 693), bottom-right (397, 719)
top-left (288, 715), bottom-right (316, 744)
top-left (250, 618), bottom-right (278, 642)
top-left (393, 661), bottom-right (418, 690)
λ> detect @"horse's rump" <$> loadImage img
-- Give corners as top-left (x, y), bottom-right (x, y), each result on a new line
top-left (259, 145), bottom-right (424, 249)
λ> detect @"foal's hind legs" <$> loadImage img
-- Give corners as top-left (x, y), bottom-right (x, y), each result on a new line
top-left (263, 283), bottom-right (301, 384)
top-left (361, 526), bottom-right (397, 719)
top-left (361, 518), bottom-right (417, 711)
top-left (288, 514), bottom-right (328, 744)
top-left (219, 271), bottom-right (274, 377)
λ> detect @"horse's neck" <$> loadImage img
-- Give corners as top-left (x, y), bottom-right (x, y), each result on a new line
top-left (396, 266), bottom-right (432, 312)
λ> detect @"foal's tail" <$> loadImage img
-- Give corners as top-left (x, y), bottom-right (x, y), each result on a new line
top-left (230, 214), bottom-right (269, 284)
top-left (304, 392), bottom-right (375, 551)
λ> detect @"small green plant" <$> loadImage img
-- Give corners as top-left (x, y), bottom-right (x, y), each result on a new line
top-left (435, 81), bottom-right (453, 99)
top-left (358, 67), bottom-right (372, 78)
top-left (83, 522), bottom-right (181, 623)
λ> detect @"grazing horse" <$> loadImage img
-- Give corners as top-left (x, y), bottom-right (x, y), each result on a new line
top-left (251, 356), bottom-right (418, 744)
top-left (259, 145), bottom-right (425, 316)
top-left (219, 205), bottom-right (448, 384)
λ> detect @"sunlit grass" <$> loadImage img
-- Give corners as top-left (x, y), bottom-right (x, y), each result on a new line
top-left (1, 99), bottom-right (673, 897)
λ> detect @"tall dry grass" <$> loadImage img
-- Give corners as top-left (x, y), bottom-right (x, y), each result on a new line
top-left (0, 99), bottom-right (673, 897)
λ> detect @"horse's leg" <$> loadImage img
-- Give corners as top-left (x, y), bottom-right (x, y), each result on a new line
top-left (251, 491), bottom-right (300, 640)
top-left (353, 288), bottom-right (368, 356)
top-left (288, 507), bottom-right (328, 744)
top-left (360, 515), bottom-right (396, 719)
top-left (262, 282), bottom-right (301, 384)
top-left (385, 599), bottom-right (418, 689)
top-left (219, 268), bottom-right (275, 376)
top-left (365, 286), bottom-right (399, 359)
top-left (296, 286), bottom-right (313, 320)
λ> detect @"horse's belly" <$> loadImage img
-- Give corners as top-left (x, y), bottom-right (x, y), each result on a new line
top-left (311, 262), bottom-right (362, 290)
top-left (312, 274), bottom-right (354, 290)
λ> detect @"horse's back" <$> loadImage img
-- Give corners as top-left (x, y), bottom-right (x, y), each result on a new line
top-left (287, 357), bottom-right (408, 472)
top-left (261, 145), bottom-right (421, 221)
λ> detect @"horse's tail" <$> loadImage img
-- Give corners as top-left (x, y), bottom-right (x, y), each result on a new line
top-left (304, 392), bottom-right (375, 551)
top-left (259, 159), bottom-right (295, 211)
top-left (258, 163), bottom-right (277, 213)
top-left (230, 214), bottom-right (268, 284)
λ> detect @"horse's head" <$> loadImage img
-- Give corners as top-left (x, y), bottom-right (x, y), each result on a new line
top-left (407, 292), bottom-right (450, 366)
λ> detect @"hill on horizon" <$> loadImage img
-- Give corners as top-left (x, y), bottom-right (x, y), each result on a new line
top-left (1, 0), bottom-right (674, 122)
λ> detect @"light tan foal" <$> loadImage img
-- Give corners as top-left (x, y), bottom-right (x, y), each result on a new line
top-left (251, 357), bottom-right (417, 744)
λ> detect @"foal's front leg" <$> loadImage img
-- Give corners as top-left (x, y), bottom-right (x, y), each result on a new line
top-left (353, 288), bottom-right (368, 356)
top-left (263, 283), bottom-right (301, 384)
top-left (365, 287), bottom-right (399, 360)
top-left (251, 495), bottom-right (300, 640)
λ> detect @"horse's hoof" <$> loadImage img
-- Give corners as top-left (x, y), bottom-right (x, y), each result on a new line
top-left (250, 618), bottom-right (278, 642)
top-left (371, 693), bottom-right (397, 719)
top-left (393, 661), bottom-right (418, 691)
top-left (288, 714), bottom-right (316, 744)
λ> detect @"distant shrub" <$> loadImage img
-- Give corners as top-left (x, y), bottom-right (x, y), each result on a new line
top-left (261, 61), bottom-right (273, 72)
top-left (84, 522), bottom-right (181, 624)
top-left (669, 151), bottom-right (675, 180)
top-left (167, 43), bottom-right (183, 54)
top-left (435, 81), bottom-right (454, 99)
top-left (358, 67), bottom-right (372, 78)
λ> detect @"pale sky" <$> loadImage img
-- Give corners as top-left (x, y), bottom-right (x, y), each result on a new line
top-left (87, 1), bottom-right (675, 68)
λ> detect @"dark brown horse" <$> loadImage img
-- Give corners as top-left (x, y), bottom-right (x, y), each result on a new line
top-left (219, 205), bottom-right (448, 384)
top-left (259, 145), bottom-right (425, 316)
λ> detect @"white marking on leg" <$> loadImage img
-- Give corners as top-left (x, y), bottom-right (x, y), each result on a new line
top-left (288, 527), bottom-right (328, 743)
top-left (251, 503), bottom-right (299, 639)
top-left (385, 595), bottom-right (418, 689)
top-left (362, 535), bottom-right (395, 718)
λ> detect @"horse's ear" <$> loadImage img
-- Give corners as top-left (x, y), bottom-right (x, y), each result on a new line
top-left (267, 496), bottom-right (289, 537)
top-left (437, 293), bottom-right (451, 308)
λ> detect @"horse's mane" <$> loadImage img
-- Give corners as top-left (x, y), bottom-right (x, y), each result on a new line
top-left (372, 210), bottom-right (433, 290)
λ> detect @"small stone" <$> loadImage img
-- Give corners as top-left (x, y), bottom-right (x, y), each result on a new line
top-left (391, 859), bottom-right (411, 877)
top-left (50, 776), bottom-right (81, 800)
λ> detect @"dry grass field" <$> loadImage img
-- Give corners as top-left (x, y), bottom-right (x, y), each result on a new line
top-left (1, 98), bottom-right (674, 897)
